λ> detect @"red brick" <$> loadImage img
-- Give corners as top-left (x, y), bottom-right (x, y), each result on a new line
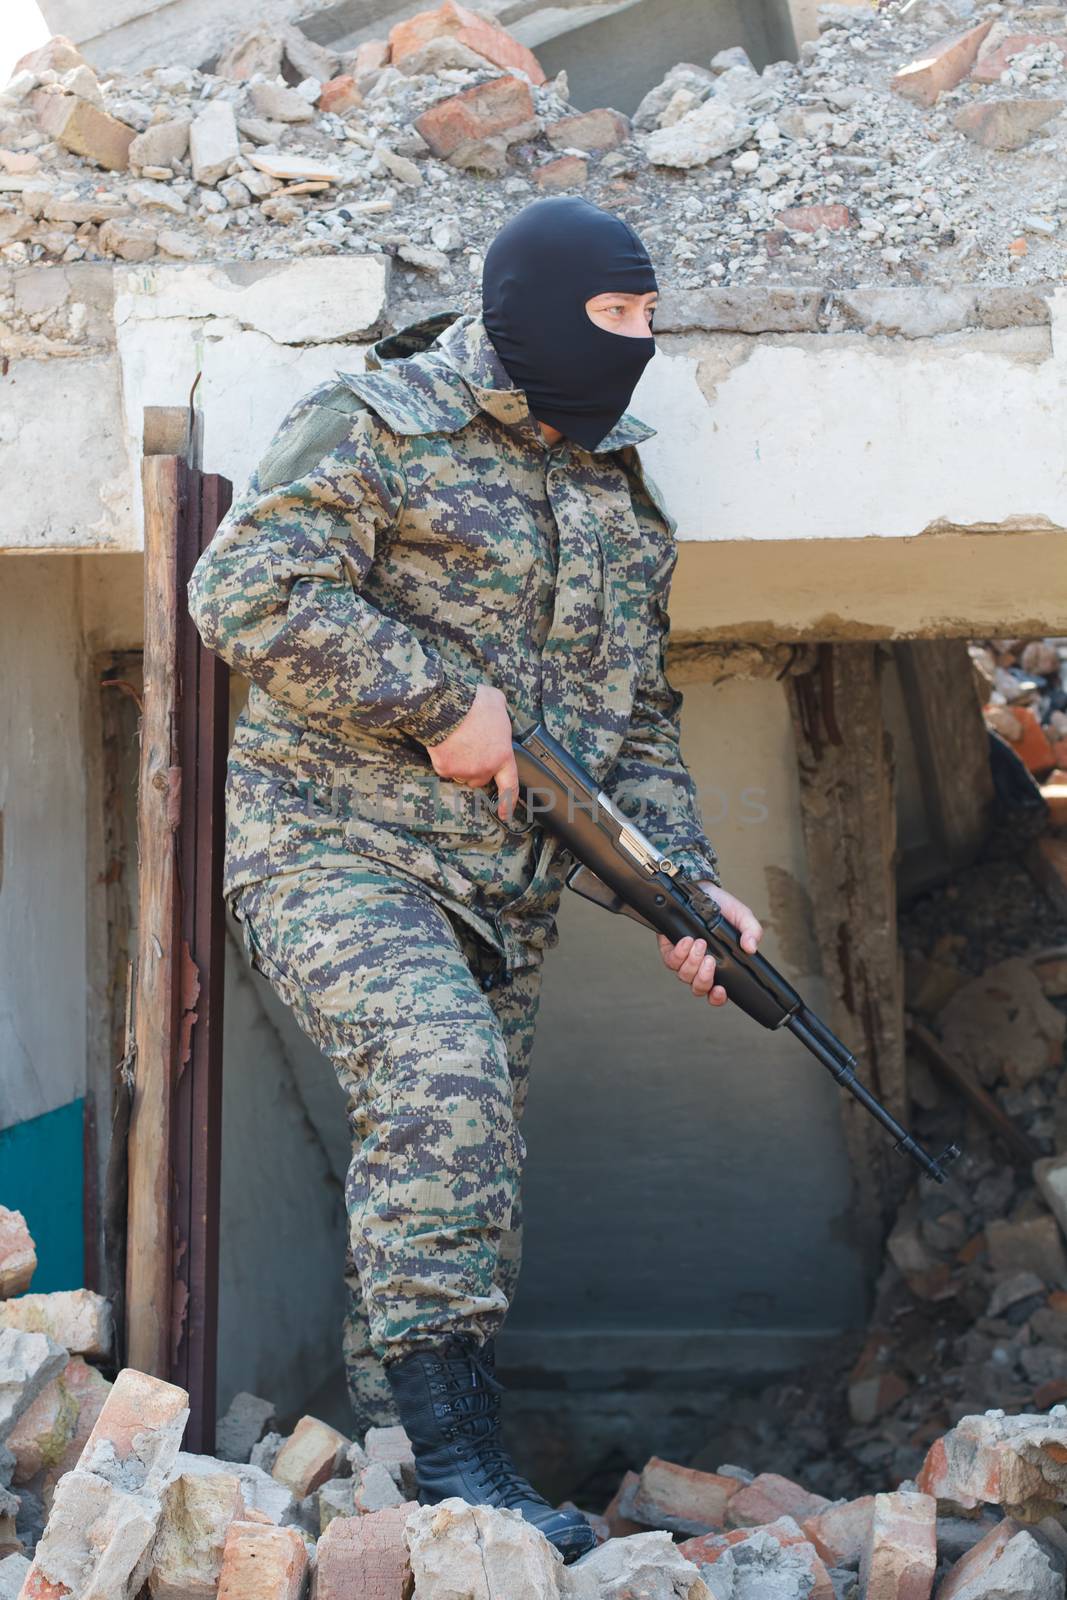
top-left (534, 154), bottom-right (587, 190)
top-left (777, 204), bottom-right (852, 234)
top-left (859, 1492), bottom-right (937, 1600)
top-left (79, 1367), bottom-right (189, 1491)
top-left (314, 1504), bottom-right (418, 1599)
top-left (802, 1496), bottom-right (876, 1568)
top-left (726, 1473), bottom-right (831, 1530)
top-left (272, 1415), bottom-right (348, 1498)
top-left (632, 1457), bottom-right (738, 1533)
top-left (973, 32), bottom-right (1067, 82)
top-left (890, 20), bottom-right (994, 105)
top-left (318, 75), bottom-right (363, 114)
top-left (33, 90), bottom-right (135, 171)
top-left (414, 76), bottom-right (537, 160)
top-left (390, 0), bottom-right (545, 84)
top-left (217, 1520), bottom-right (307, 1600)
top-left (0, 1207), bottom-right (35, 1298)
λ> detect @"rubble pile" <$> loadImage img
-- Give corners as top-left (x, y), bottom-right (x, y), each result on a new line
top-left (974, 637), bottom-right (1067, 828)
top-left (2, 0), bottom-right (1067, 302)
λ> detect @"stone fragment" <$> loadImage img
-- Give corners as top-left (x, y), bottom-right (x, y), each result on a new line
top-left (190, 100), bottom-right (239, 185)
top-left (128, 118), bottom-right (190, 170)
top-left (216, 1393), bottom-right (276, 1464)
top-left (0, 1483), bottom-right (17, 1554)
top-left (319, 76), bottom-right (362, 115)
top-left (802, 1497), bottom-right (875, 1568)
top-left (890, 21), bottom-right (994, 106)
top-left (954, 99), bottom-right (1065, 150)
top-left (173, 1451), bottom-right (296, 1527)
top-left (727, 1474), bottom-right (831, 1530)
top-left (633, 64), bottom-right (713, 132)
top-left (1036, 1155), bottom-right (1067, 1246)
top-left (0, 1331), bottom-right (66, 1442)
top-left (364, 1426), bottom-right (415, 1490)
top-left (247, 153), bottom-right (342, 182)
top-left (157, 230), bottom-right (199, 258)
top-left (632, 1457), bottom-right (737, 1535)
top-left (919, 1411), bottom-right (1067, 1516)
top-left (19, 1470), bottom-right (161, 1598)
top-left (59, 65), bottom-right (103, 106)
top-left (128, 180), bottom-right (187, 215)
top-left (216, 26), bottom-right (283, 80)
top-left (546, 109), bottom-right (630, 152)
top-left (681, 1516), bottom-right (833, 1598)
top-left (33, 90), bottom-right (135, 170)
top-left (0, 1216), bottom-right (34, 1301)
top-left (564, 1529), bottom-right (709, 1597)
top-left (272, 1416), bottom-right (348, 1499)
top-left (99, 219), bottom-right (157, 261)
top-left (938, 958), bottom-right (1066, 1089)
top-left (354, 1460), bottom-right (406, 1512)
top-left (236, 117), bottom-right (286, 145)
top-left (350, 40), bottom-right (391, 77)
top-left (534, 155), bottom-right (587, 190)
top-left (390, 1), bottom-right (545, 85)
top-left (44, 196), bottom-right (128, 224)
top-left (974, 32), bottom-right (1067, 83)
top-left (0, 153), bottom-right (39, 176)
top-left (279, 24), bottom-right (339, 84)
top-left (216, 1518), bottom-right (307, 1599)
top-left (407, 1497), bottom-right (563, 1596)
top-left (248, 83), bottom-right (315, 124)
top-left (374, 143), bottom-right (422, 186)
top-left (987, 1216), bottom-right (1067, 1288)
top-left (937, 1517), bottom-right (1064, 1599)
top-left (414, 76), bottom-right (538, 167)
top-left (859, 1491), bottom-right (936, 1600)
top-left (315, 1502), bottom-right (416, 1598)
top-left (316, 1475), bottom-right (354, 1529)
top-left (147, 1464), bottom-right (245, 1598)
top-left (0, 1551), bottom-right (29, 1598)
top-left (15, 36), bottom-right (87, 77)
top-left (643, 98), bottom-right (749, 166)
top-left (8, 1356), bottom-right (109, 1485)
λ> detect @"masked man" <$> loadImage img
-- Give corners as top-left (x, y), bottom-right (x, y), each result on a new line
top-left (187, 196), bottom-right (763, 1562)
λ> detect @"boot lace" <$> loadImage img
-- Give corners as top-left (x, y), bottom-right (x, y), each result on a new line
top-left (433, 1343), bottom-right (550, 1511)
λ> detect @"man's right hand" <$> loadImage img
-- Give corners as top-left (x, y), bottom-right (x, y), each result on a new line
top-left (428, 684), bottom-right (518, 824)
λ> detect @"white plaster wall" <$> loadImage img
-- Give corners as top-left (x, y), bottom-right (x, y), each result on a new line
top-left (0, 558), bottom-right (89, 1130)
top-left (4, 266), bottom-right (1065, 555)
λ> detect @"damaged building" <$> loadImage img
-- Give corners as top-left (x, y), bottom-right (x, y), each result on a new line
top-left (3, 0), bottom-right (1067, 1594)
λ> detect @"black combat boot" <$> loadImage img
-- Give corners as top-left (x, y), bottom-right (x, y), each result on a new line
top-left (385, 1336), bottom-right (596, 1563)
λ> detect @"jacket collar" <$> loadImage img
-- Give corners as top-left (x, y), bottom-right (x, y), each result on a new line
top-left (341, 310), bottom-right (657, 455)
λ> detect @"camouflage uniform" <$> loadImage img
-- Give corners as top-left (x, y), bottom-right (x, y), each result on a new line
top-left (186, 308), bottom-right (720, 1427)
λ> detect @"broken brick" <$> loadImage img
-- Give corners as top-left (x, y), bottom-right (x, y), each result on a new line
top-left (890, 21), bottom-right (994, 106)
top-left (726, 1472), bottom-right (831, 1530)
top-left (632, 1456), bottom-right (738, 1534)
top-left (777, 204), bottom-right (852, 233)
top-left (802, 1496), bottom-right (876, 1568)
top-left (78, 1367), bottom-right (189, 1493)
top-left (146, 1465), bottom-right (245, 1598)
top-left (955, 99), bottom-right (1065, 152)
top-left (271, 1415), bottom-right (347, 1499)
top-left (32, 90), bottom-right (135, 171)
top-left (973, 32), bottom-right (1067, 83)
top-left (545, 108), bottom-right (630, 152)
top-left (389, 1), bottom-right (545, 84)
top-left (8, 1357), bottom-right (110, 1486)
top-left (534, 154), bottom-right (588, 190)
top-left (414, 76), bottom-right (538, 163)
top-left (602, 1470), bottom-right (645, 1538)
top-left (681, 1518), bottom-right (833, 1599)
top-left (313, 1503), bottom-right (417, 1599)
top-left (937, 1517), bottom-right (1062, 1599)
top-left (0, 1291), bottom-right (112, 1361)
top-left (318, 75), bottom-right (363, 115)
top-left (216, 1519), bottom-right (307, 1600)
top-left (987, 1216), bottom-right (1067, 1289)
top-left (918, 1411), bottom-right (1067, 1516)
top-left (859, 1491), bottom-right (937, 1600)
top-left (351, 39), bottom-right (391, 76)
top-left (0, 1214), bottom-right (35, 1301)
top-left (15, 36), bottom-right (87, 77)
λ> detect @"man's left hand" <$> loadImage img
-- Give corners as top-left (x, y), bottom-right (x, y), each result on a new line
top-left (656, 884), bottom-right (764, 1007)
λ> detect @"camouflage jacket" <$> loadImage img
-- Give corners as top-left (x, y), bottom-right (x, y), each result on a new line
top-left (186, 309), bottom-right (721, 976)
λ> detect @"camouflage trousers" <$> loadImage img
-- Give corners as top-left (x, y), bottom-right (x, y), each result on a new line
top-left (231, 863), bottom-right (543, 1434)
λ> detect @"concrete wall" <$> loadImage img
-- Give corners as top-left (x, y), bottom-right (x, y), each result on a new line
top-left (4, 264), bottom-right (1066, 639)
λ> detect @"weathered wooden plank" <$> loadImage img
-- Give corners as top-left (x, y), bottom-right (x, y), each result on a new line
top-left (126, 452), bottom-right (185, 1378)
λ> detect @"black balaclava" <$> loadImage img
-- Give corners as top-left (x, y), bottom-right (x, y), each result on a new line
top-left (481, 195), bottom-right (658, 451)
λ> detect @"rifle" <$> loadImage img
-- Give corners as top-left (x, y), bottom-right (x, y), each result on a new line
top-left (511, 721), bottom-right (960, 1185)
